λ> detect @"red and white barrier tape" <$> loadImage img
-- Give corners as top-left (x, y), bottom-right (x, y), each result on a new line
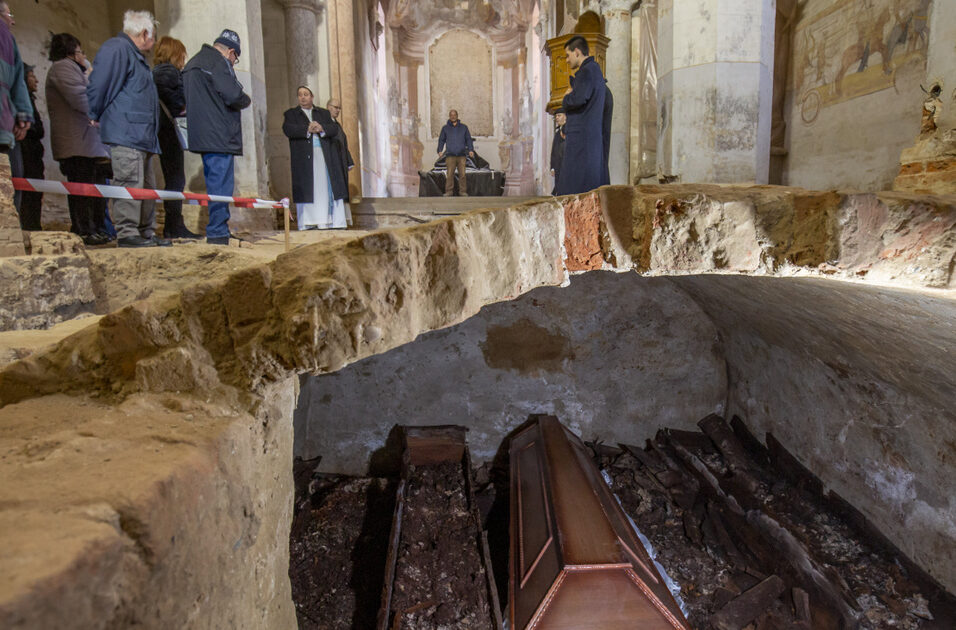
top-left (11, 177), bottom-right (289, 210)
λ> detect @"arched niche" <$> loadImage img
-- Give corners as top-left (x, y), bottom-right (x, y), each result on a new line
top-left (428, 30), bottom-right (495, 137)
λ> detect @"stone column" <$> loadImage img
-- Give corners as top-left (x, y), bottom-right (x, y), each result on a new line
top-left (276, 0), bottom-right (324, 92)
top-left (656, 0), bottom-right (775, 184)
top-left (327, 0), bottom-right (362, 200)
top-left (602, 2), bottom-right (632, 185)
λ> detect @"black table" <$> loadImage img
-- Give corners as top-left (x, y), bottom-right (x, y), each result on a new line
top-left (418, 169), bottom-right (505, 197)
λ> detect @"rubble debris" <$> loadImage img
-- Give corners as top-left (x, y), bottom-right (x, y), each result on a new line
top-left (601, 415), bottom-right (956, 629)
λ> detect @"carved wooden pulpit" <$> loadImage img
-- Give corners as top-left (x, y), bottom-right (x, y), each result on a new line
top-left (545, 18), bottom-right (610, 113)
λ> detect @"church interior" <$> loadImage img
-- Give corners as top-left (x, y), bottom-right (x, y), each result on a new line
top-left (0, 0), bottom-right (954, 628)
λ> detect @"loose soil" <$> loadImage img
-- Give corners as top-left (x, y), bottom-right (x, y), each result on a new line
top-left (289, 469), bottom-right (396, 630)
top-left (389, 461), bottom-right (495, 630)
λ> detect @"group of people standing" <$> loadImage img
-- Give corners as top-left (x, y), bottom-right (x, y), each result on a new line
top-left (84, 14), bottom-right (251, 247)
top-left (3, 9), bottom-right (253, 247)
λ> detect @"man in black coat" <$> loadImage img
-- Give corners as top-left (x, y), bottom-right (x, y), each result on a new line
top-left (555, 35), bottom-right (606, 196)
top-left (282, 86), bottom-right (349, 229)
top-left (326, 98), bottom-right (354, 172)
top-left (549, 108), bottom-right (565, 196)
top-left (183, 29), bottom-right (251, 245)
top-left (602, 81), bottom-right (613, 187)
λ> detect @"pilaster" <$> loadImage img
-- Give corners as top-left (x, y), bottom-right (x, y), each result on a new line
top-left (656, 0), bottom-right (774, 184)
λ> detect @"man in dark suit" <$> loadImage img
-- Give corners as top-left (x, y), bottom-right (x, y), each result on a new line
top-left (550, 108), bottom-right (565, 195)
top-left (554, 35), bottom-right (606, 196)
top-left (602, 81), bottom-right (613, 187)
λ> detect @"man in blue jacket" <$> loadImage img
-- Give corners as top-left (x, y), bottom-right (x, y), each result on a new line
top-left (183, 29), bottom-right (252, 245)
top-left (87, 10), bottom-right (169, 248)
top-left (555, 35), bottom-right (606, 196)
top-left (437, 109), bottom-right (474, 196)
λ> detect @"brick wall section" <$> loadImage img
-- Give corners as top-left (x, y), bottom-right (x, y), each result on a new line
top-left (0, 153), bottom-right (25, 256)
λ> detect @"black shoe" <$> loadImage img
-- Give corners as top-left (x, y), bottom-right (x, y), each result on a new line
top-left (118, 235), bottom-right (159, 248)
top-left (174, 227), bottom-right (202, 239)
top-left (150, 235), bottom-right (173, 247)
top-left (206, 236), bottom-right (229, 245)
top-left (82, 233), bottom-right (109, 246)
top-left (97, 230), bottom-right (116, 242)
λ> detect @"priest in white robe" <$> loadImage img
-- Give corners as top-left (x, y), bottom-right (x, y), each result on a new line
top-left (281, 86), bottom-right (350, 229)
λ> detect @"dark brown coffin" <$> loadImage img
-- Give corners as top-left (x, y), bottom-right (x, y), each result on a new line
top-left (509, 416), bottom-right (690, 629)
top-left (378, 425), bottom-right (502, 630)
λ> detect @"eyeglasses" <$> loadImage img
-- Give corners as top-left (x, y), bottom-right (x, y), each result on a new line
top-left (229, 50), bottom-right (240, 66)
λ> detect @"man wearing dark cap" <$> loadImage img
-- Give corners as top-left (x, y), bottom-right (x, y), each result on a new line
top-left (183, 28), bottom-right (251, 245)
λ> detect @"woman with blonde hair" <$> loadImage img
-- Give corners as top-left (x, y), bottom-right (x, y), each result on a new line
top-left (152, 35), bottom-right (198, 238)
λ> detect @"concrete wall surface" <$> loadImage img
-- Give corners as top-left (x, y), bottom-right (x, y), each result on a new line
top-left (295, 270), bottom-right (727, 472)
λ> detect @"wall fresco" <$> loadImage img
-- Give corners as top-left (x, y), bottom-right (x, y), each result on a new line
top-left (792, 0), bottom-right (931, 125)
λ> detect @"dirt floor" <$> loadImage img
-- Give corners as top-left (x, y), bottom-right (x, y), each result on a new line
top-left (388, 461), bottom-right (495, 630)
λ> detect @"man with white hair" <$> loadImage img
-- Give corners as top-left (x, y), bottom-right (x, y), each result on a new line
top-left (87, 10), bottom-right (169, 247)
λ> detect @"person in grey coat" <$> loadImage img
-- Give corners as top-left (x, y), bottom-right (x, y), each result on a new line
top-left (87, 10), bottom-right (168, 248)
top-left (45, 33), bottom-right (112, 244)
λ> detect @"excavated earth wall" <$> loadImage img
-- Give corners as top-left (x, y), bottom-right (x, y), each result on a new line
top-left (0, 184), bottom-right (953, 627)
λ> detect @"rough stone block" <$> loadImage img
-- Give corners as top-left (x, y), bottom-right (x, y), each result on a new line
top-left (0, 153), bottom-right (25, 257)
top-left (25, 231), bottom-right (85, 256)
top-left (0, 255), bottom-right (96, 330)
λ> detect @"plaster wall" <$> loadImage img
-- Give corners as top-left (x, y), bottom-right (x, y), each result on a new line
top-left (355, 0), bottom-right (390, 197)
top-left (419, 29), bottom-right (504, 172)
top-left (674, 274), bottom-right (956, 592)
top-left (782, 0), bottom-right (933, 191)
top-left (428, 30), bottom-right (494, 138)
top-left (261, 0), bottom-right (293, 201)
top-left (924, 0), bottom-right (956, 131)
top-left (154, 0), bottom-right (270, 200)
top-left (295, 270), bottom-right (726, 474)
top-left (656, 0), bottom-right (775, 184)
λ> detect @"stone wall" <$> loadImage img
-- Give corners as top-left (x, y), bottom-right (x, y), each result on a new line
top-left (676, 274), bottom-right (956, 597)
top-left (0, 381), bottom-right (297, 629)
top-left (0, 154), bottom-right (25, 256)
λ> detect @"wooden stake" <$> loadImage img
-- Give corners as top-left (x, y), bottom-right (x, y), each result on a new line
top-left (284, 204), bottom-right (290, 252)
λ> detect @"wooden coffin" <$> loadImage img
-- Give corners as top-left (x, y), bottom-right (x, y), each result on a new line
top-left (509, 416), bottom-right (690, 629)
top-left (378, 425), bottom-right (502, 630)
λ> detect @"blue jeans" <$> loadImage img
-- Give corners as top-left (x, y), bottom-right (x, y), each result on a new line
top-left (202, 152), bottom-right (235, 238)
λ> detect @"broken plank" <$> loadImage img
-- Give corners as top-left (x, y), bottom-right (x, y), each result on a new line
top-left (710, 575), bottom-right (786, 630)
